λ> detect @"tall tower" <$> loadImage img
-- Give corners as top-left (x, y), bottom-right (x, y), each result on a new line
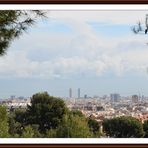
top-left (69, 88), bottom-right (72, 98)
top-left (132, 95), bottom-right (138, 103)
top-left (78, 88), bottom-right (80, 98)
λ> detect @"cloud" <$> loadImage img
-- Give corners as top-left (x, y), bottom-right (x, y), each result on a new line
top-left (0, 10), bottom-right (148, 79)
top-left (1, 40), bottom-right (148, 79)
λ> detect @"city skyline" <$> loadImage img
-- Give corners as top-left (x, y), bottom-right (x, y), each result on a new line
top-left (0, 88), bottom-right (147, 99)
top-left (1, 10), bottom-right (148, 98)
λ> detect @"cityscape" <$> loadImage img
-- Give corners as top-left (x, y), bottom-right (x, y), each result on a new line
top-left (1, 88), bottom-right (148, 125)
top-left (0, 9), bottom-right (148, 139)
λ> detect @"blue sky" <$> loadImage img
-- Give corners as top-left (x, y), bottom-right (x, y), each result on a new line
top-left (1, 10), bottom-right (148, 98)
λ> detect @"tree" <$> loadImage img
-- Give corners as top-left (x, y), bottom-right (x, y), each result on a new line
top-left (132, 14), bottom-right (148, 36)
top-left (55, 114), bottom-right (93, 138)
top-left (8, 92), bottom-right (68, 137)
top-left (88, 118), bottom-right (101, 137)
top-left (14, 108), bottom-right (27, 126)
top-left (8, 113), bottom-right (23, 137)
top-left (70, 110), bottom-right (85, 118)
top-left (8, 109), bottom-right (29, 137)
top-left (26, 92), bottom-right (68, 133)
top-left (21, 125), bottom-right (35, 138)
top-left (46, 128), bottom-right (57, 138)
top-left (143, 120), bottom-right (148, 138)
top-left (0, 10), bottom-right (45, 55)
top-left (102, 116), bottom-right (144, 138)
top-left (70, 110), bottom-right (102, 137)
top-left (21, 125), bottom-right (42, 138)
top-left (9, 110), bottom-right (42, 137)
top-left (0, 105), bottom-right (9, 137)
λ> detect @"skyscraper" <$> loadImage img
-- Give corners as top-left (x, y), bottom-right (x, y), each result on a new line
top-left (78, 88), bottom-right (80, 98)
top-left (132, 95), bottom-right (139, 103)
top-left (69, 88), bottom-right (72, 98)
top-left (110, 93), bottom-right (120, 102)
top-left (84, 94), bottom-right (87, 99)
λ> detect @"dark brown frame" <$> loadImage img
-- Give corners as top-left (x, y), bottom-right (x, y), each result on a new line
top-left (0, 0), bottom-right (147, 4)
top-left (0, 144), bottom-right (148, 148)
top-left (0, 0), bottom-right (148, 148)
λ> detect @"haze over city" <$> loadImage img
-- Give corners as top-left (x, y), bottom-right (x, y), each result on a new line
top-left (0, 10), bottom-right (148, 98)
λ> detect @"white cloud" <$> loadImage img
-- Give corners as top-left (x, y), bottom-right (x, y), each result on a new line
top-left (1, 10), bottom-right (148, 79)
top-left (2, 40), bottom-right (148, 79)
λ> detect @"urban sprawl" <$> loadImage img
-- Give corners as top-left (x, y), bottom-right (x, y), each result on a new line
top-left (1, 88), bottom-right (148, 126)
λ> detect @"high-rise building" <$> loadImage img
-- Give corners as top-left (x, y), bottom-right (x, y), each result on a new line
top-left (10, 95), bottom-right (15, 100)
top-left (78, 88), bottom-right (80, 98)
top-left (69, 88), bottom-right (72, 98)
top-left (84, 94), bottom-right (87, 99)
top-left (132, 95), bottom-right (139, 103)
top-left (110, 93), bottom-right (120, 102)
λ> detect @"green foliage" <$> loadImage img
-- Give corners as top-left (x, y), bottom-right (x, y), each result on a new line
top-left (8, 108), bottom-right (28, 137)
top-left (88, 118), bottom-right (101, 137)
top-left (30, 124), bottom-right (43, 137)
top-left (46, 111), bottom-right (94, 138)
top-left (9, 112), bottom-right (42, 138)
top-left (14, 108), bottom-right (27, 125)
top-left (21, 124), bottom-right (42, 138)
top-left (46, 129), bottom-right (57, 138)
top-left (8, 92), bottom-right (68, 137)
top-left (103, 116), bottom-right (144, 138)
top-left (55, 114), bottom-right (93, 138)
top-left (9, 119), bottom-right (23, 137)
top-left (0, 105), bottom-right (9, 137)
top-left (26, 92), bottom-right (68, 133)
top-left (8, 111), bottom-right (25, 137)
top-left (70, 110), bottom-right (85, 118)
top-left (0, 10), bottom-right (45, 55)
top-left (143, 120), bottom-right (148, 138)
top-left (21, 125), bottom-right (35, 138)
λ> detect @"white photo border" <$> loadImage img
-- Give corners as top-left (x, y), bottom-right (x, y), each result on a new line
top-left (0, 4), bottom-right (147, 144)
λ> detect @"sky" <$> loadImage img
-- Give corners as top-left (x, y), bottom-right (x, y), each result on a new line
top-left (1, 10), bottom-right (148, 98)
